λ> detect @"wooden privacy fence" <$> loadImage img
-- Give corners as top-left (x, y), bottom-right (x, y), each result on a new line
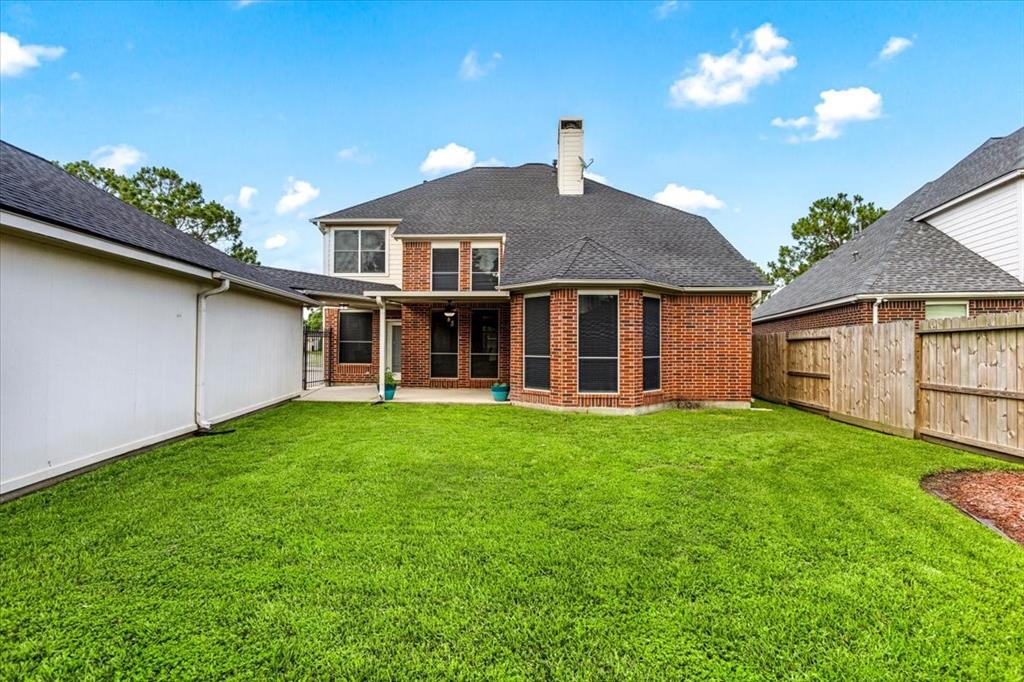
top-left (752, 312), bottom-right (1023, 460)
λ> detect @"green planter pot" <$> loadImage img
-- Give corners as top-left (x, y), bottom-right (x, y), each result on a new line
top-left (491, 385), bottom-right (510, 402)
top-left (383, 386), bottom-right (396, 401)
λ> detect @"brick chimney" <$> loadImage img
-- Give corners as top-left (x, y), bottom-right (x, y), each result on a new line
top-left (557, 118), bottom-right (584, 196)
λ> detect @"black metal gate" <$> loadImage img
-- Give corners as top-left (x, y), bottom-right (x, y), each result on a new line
top-left (302, 327), bottom-right (332, 390)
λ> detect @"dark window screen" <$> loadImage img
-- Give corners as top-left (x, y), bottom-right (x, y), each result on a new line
top-left (431, 310), bottom-right (458, 377)
top-left (578, 294), bottom-right (618, 392)
top-left (524, 296), bottom-right (550, 389)
top-left (432, 248), bottom-right (459, 291)
top-left (643, 297), bottom-right (660, 391)
top-left (339, 311), bottom-right (373, 364)
top-left (471, 309), bottom-right (499, 378)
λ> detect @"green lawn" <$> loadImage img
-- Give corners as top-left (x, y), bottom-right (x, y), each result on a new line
top-left (2, 403), bottom-right (1022, 680)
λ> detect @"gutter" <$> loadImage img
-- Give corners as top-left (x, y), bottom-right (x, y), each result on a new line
top-left (195, 277), bottom-right (231, 430)
top-left (753, 290), bottom-right (1024, 324)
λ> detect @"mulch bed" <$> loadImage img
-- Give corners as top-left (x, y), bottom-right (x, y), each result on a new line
top-left (922, 470), bottom-right (1024, 546)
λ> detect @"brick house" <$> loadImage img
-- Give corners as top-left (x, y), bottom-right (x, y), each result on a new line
top-left (753, 128), bottom-right (1024, 333)
top-left (305, 118), bottom-right (769, 413)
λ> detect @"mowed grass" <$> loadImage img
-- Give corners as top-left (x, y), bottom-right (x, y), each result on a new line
top-left (1, 402), bottom-right (1022, 680)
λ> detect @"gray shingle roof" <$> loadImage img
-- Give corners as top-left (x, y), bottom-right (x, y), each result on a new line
top-left (1, 140), bottom-right (374, 303)
top-left (258, 266), bottom-right (397, 296)
top-left (317, 164), bottom-right (767, 290)
top-left (753, 129), bottom-right (1024, 321)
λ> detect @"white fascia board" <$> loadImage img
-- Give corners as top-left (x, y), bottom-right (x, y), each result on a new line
top-left (2, 210), bottom-right (215, 281)
top-left (219, 273), bottom-right (317, 306)
top-left (914, 170), bottom-right (1024, 221)
top-left (752, 290), bottom-right (1024, 323)
top-left (498, 278), bottom-right (771, 294)
top-left (392, 233), bottom-right (507, 242)
top-left (314, 218), bottom-right (402, 232)
top-left (364, 290), bottom-right (510, 300)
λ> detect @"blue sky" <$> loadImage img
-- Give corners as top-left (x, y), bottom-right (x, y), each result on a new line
top-left (2, 0), bottom-right (1022, 272)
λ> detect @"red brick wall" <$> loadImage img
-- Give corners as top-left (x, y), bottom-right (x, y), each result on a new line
top-left (402, 241), bottom-right (431, 291)
top-left (324, 307), bottom-right (380, 384)
top-left (459, 241), bottom-right (472, 291)
top-left (509, 289), bottom-right (753, 409)
top-left (400, 302), bottom-right (510, 388)
top-left (753, 297), bottom-right (1024, 333)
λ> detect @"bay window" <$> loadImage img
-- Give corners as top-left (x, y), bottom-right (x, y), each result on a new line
top-left (432, 247), bottom-right (459, 291)
top-left (643, 296), bottom-right (660, 391)
top-left (471, 309), bottom-right (499, 378)
top-left (333, 229), bottom-right (386, 274)
top-left (339, 311), bottom-right (373, 364)
top-left (472, 247), bottom-right (499, 291)
top-left (430, 310), bottom-right (458, 377)
top-left (578, 293), bottom-right (618, 393)
top-left (523, 295), bottom-right (550, 390)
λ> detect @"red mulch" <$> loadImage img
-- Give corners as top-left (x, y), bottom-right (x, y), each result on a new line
top-left (922, 470), bottom-right (1024, 545)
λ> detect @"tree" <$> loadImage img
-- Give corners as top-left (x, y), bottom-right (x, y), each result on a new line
top-left (305, 308), bottom-right (323, 330)
top-left (765, 193), bottom-right (885, 288)
top-left (61, 161), bottom-right (260, 264)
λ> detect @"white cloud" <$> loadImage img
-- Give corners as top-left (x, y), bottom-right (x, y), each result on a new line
top-left (776, 87), bottom-right (883, 142)
top-left (234, 0), bottom-right (262, 7)
top-left (264, 234), bottom-right (288, 250)
top-left (275, 178), bottom-right (320, 214)
top-left (669, 23), bottom-right (796, 107)
top-left (68, 71), bottom-right (81, 81)
top-left (770, 115), bottom-right (811, 129)
top-left (879, 36), bottom-right (912, 60)
top-left (654, 1), bottom-right (678, 19)
top-left (420, 142), bottom-right (476, 175)
top-left (90, 144), bottom-right (146, 174)
top-left (336, 145), bottom-right (372, 163)
top-left (0, 32), bottom-right (65, 77)
top-left (459, 50), bottom-right (502, 80)
top-left (237, 185), bottom-right (258, 209)
top-left (337, 146), bottom-right (359, 160)
top-left (653, 183), bottom-right (725, 213)
top-left (583, 170), bottom-right (608, 183)
top-left (475, 157), bottom-right (505, 167)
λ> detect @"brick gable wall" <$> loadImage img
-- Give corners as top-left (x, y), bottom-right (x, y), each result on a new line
top-left (509, 289), bottom-right (752, 409)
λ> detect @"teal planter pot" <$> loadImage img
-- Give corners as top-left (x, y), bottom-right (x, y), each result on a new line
top-left (383, 386), bottom-right (396, 401)
top-left (491, 385), bottom-right (510, 402)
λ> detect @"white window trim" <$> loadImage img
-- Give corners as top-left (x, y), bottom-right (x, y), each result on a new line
top-left (332, 227), bottom-right (389, 276)
top-left (470, 308), bottom-right (500, 379)
top-left (643, 294), bottom-right (662, 393)
top-left (430, 243), bottom-right (461, 292)
top-left (470, 244), bottom-right (501, 292)
top-left (577, 290), bottom-right (620, 395)
top-left (338, 309), bottom-right (374, 365)
top-left (523, 293), bottom-right (551, 392)
top-left (385, 319), bottom-right (402, 379)
top-left (429, 309), bottom-right (459, 379)
top-left (924, 300), bottom-right (969, 320)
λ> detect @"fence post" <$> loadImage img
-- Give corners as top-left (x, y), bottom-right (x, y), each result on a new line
top-left (913, 323), bottom-right (922, 440)
top-left (782, 333), bottom-right (790, 405)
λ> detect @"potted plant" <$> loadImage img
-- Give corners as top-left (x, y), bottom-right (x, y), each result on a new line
top-left (383, 368), bottom-right (398, 401)
top-left (491, 382), bottom-right (510, 402)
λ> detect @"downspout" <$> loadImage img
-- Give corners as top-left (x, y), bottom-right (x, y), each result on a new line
top-left (195, 277), bottom-right (231, 430)
top-left (377, 296), bottom-right (387, 399)
top-left (872, 296), bottom-right (884, 325)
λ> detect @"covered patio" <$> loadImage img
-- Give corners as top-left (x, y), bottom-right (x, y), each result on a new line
top-left (298, 385), bottom-right (506, 405)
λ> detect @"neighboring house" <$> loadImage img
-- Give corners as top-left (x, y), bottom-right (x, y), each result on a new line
top-left (0, 141), bottom-right (367, 497)
top-left (753, 128), bottom-right (1024, 332)
top-left (311, 118), bottom-right (769, 412)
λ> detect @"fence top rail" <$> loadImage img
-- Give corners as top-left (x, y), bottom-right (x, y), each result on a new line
top-left (917, 311), bottom-right (1024, 334)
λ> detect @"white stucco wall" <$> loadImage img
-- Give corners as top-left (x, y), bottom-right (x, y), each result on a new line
top-left (0, 232), bottom-right (202, 493)
top-left (202, 289), bottom-right (302, 423)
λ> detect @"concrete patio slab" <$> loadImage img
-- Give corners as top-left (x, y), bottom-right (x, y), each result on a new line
top-left (298, 385), bottom-right (506, 405)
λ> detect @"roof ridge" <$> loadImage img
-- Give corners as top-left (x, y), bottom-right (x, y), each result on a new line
top-left (561, 237), bottom-right (594, 277)
top-left (579, 237), bottom-right (651, 278)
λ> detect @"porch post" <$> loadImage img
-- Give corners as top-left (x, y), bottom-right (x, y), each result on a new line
top-left (377, 297), bottom-right (386, 399)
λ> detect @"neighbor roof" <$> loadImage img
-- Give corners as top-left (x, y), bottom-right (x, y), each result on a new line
top-left (317, 164), bottom-right (767, 291)
top-left (753, 128), bottom-right (1024, 321)
top-left (0, 140), bottom-right (371, 303)
top-left (259, 266), bottom-right (397, 296)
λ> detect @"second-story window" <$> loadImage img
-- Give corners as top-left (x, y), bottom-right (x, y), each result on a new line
top-left (432, 247), bottom-right (459, 291)
top-left (472, 247), bottom-right (499, 291)
top-left (334, 229), bottom-right (386, 274)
